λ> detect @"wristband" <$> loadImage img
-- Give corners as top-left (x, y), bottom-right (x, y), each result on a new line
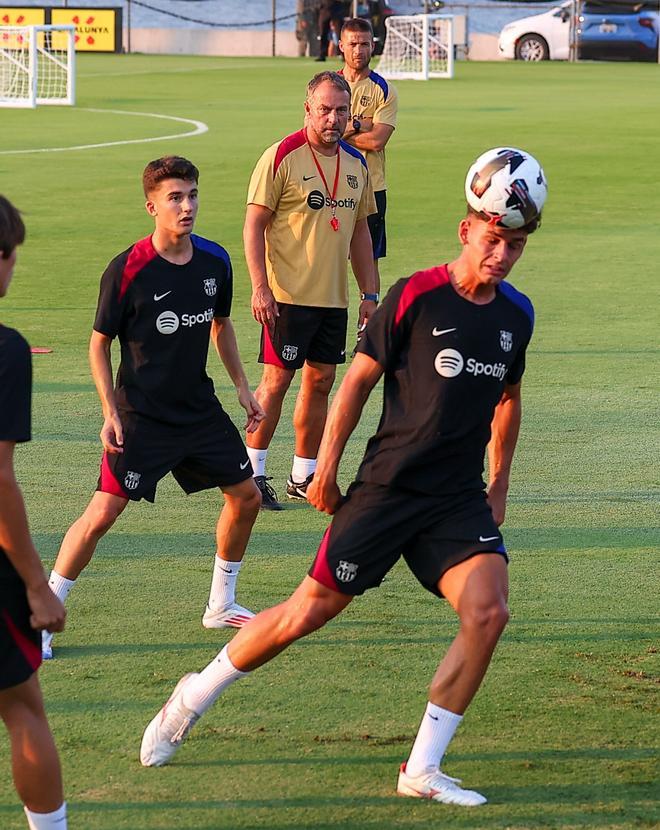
top-left (360, 292), bottom-right (379, 302)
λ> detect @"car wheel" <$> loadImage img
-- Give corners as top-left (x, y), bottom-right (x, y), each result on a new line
top-left (515, 34), bottom-right (550, 61)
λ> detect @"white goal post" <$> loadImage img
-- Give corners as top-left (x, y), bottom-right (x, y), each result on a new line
top-left (0, 25), bottom-right (76, 108)
top-left (376, 14), bottom-right (454, 80)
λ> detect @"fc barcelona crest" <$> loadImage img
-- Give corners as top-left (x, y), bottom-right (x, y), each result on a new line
top-left (204, 277), bottom-right (217, 297)
top-left (347, 174), bottom-right (359, 190)
top-left (124, 471), bottom-right (141, 491)
top-left (500, 330), bottom-right (513, 352)
top-left (360, 95), bottom-right (370, 107)
top-left (282, 344), bottom-right (298, 362)
top-left (336, 560), bottom-right (358, 583)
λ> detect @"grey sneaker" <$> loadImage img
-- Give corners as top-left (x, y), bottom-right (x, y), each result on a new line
top-left (254, 475), bottom-right (283, 511)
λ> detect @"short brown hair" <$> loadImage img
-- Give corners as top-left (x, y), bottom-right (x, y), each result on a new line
top-left (142, 156), bottom-right (199, 197)
top-left (306, 71), bottom-right (351, 102)
top-left (0, 195), bottom-right (26, 259)
top-left (466, 204), bottom-right (541, 234)
top-left (340, 17), bottom-right (374, 39)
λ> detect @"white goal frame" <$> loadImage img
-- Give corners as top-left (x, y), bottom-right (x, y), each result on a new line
top-left (376, 14), bottom-right (454, 81)
top-left (0, 25), bottom-right (76, 108)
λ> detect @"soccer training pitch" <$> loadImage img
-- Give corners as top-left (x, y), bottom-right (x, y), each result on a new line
top-left (0, 55), bottom-right (658, 829)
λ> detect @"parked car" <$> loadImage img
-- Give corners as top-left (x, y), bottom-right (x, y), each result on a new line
top-left (498, 0), bottom-right (660, 61)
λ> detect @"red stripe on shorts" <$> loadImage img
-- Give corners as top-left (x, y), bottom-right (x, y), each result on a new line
top-left (2, 609), bottom-right (41, 671)
top-left (309, 526), bottom-right (338, 590)
top-left (394, 265), bottom-right (450, 328)
top-left (99, 452), bottom-right (126, 498)
top-left (262, 325), bottom-right (285, 368)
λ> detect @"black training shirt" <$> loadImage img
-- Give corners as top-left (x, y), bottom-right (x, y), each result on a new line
top-left (356, 264), bottom-right (535, 495)
top-left (0, 324), bottom-right (32, 579)
top-left (94, 234), bottom-right (233, 425)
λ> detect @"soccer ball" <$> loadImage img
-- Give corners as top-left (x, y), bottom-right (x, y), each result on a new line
top-left (465, 147), bottom-right (547, 229)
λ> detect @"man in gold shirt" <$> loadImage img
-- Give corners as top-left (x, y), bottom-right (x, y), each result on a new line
top-left (340, 17), bottom-right (398, 295)
top-left (244, 71), bottom-right (377, 510)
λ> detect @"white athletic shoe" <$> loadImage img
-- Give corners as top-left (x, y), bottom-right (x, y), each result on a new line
top-left (42, 631), bottom-right (54, 660)
top-left (140, 673), bottom-right (201, 767)
top-left (397, 763), bottom-right (487, 806)
top-left (202, 602), bottom-right (254, 629)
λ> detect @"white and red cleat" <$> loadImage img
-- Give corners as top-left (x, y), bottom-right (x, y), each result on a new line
top-left (201, 602), bottom-right (254, 629)
top-left (397, 762), bottom-right (487, 806)
top-left (140, 673), bottom-right (200, 767)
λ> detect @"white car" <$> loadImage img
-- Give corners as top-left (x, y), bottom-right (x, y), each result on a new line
top-left (498, 2), bottom-right (573, 61)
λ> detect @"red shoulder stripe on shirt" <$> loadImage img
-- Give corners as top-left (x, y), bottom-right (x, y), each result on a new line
top-left (394, 265), bottom-right (450, 328)
top-left (273, 129), bottom-right (307, 177)
top-left (119, 236), bottom-right (158, 301)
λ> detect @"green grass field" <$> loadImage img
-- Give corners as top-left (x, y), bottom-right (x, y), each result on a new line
top-left (1, 55), bottom-right (659, 829)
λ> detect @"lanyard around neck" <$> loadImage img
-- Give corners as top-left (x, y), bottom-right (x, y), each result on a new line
top-left (305, 128), bottom-right (341, 232)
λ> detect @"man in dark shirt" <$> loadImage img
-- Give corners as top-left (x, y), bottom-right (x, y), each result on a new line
top-left (0, 196), bottom-right (68, 829)
top-left (140, 152), bottom-right (544, 808)
top-left (43, 157), bottom-right (264, 660)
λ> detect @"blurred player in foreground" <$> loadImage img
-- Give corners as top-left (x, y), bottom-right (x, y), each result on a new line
top-left (0, 196), bottom-right (68, 829)
top-left (43, 157), bottom-right (264, 660)
top-left (141, 149), bottom-right (547, 807)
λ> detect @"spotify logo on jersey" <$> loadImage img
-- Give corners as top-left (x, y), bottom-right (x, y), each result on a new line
top-left (307, 190), bottom-right (326, 210)
top-left (156, 311), bottom-right (180, 335)
top-left (434, 348), bottom-right (464, 378)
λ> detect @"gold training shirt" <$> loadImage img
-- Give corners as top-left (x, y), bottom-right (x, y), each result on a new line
top-left (247, 129), bottom-right (376, 309)
top-left (343, 70), bottom-right (398, 193)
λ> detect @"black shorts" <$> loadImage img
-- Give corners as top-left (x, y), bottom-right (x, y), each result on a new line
top-left (368, 190), bottom-right (387, 260)
top-left (259, 303), bottom-right (348, 370)
top-left (0, 566), bottom-right (41, 690)
top-left (309, 481), bottom-right (507, 598)
top-left (97, 407), bottom-right (252, 503)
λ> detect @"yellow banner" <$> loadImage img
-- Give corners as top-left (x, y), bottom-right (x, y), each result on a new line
top-left (0, 7), bottom-right (46, 26)
top-left (51, 8), bottom-right (117, 52)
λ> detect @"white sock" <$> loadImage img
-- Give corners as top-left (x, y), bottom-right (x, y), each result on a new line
top-left (182, 644), bottom-right (248, 716)
top-left (24, 802), bottom-right (67, 829)
top-left (48, 571), bottom-right (75, 603)
top-left (405, 703), bottom-right (463, 777)
top-left (208, 557), bottom-right (242, 612)
top-left (291, 455), bottom-right (316, 482)
top-left (247, 447), bottom-right (268, 478)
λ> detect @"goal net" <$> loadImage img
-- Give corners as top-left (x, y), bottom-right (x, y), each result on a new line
top-left (376, 14), bottom-right (454, 80)
top-left (0, 25), bottom-right (76, 108)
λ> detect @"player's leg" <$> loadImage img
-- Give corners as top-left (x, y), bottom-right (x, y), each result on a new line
top-left (287, 309), bottom-right (346, 500)
top-left (399, 553), bottom-right (508, 806)
top-left (203, 477), bottom-right (261, 629)
top-left (287, 360), bottom-right (336, 499)
top-left (0, 674), bottom-right (67, 828)
top-left (140, 576), bottom-right (352, 767)
top-left (42, 491), bottom-right (127, 659)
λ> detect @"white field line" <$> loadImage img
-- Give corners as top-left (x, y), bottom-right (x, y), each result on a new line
top-left (0, 108), bottom-right (208, 155)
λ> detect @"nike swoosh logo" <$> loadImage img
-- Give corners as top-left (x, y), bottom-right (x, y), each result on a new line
top-left (479, 535), bottom-right (500, 543)
top-left (154, 291), bottom-right (172, 301)
top-left (428, 714), bottom-right (439, 720)
top-left (240, 460), bottom-right (250, 470)
top-left (303, 175), bottom-right (316, 181)
top-left (432, 327), bottom-right (456, 337)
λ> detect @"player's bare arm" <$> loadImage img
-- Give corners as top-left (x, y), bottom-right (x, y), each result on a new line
top-left (0, 441), bottom-right (66, 632)
top-left (243, 203), bottom-right (278, 332)
top-left (308, 352), bottom-right (383, 514)
top-left (89, 329), bottom-right (123, 454)
top-left (487, 381), bottom-right (522, 527)
top-left (348, 122), bottom-right (394, 153)
top-left (350, 217), bottom-right (378, 317)
top-left (211, 317), bottom-right (265, 434)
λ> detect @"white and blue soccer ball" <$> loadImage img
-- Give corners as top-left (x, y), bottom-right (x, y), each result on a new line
top-left (465, 147), bottom-right (547, 229)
